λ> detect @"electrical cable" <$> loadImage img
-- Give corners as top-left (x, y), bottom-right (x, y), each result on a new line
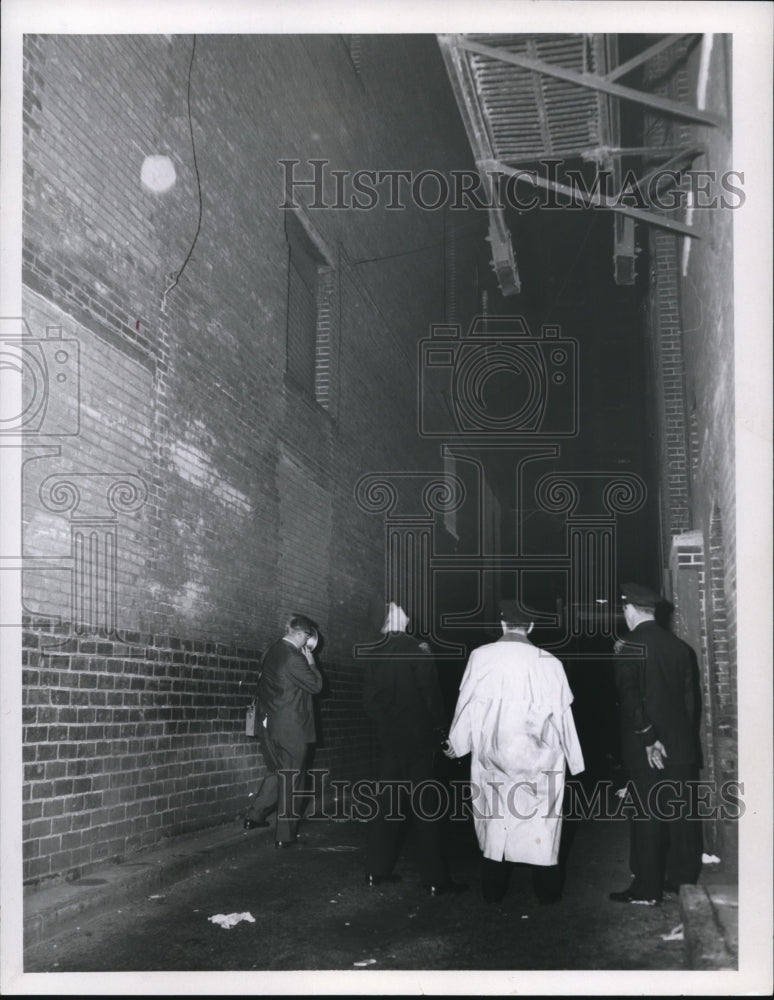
top-left (347, 216), bottom-right (486, 267)
top-left (162, 35), bottom-right (203, 312)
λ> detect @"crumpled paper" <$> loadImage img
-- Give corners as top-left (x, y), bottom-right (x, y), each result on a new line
top-left (208, 911), bottom-right (256, 929)
top-left (702, 853), bottom-right (721, 864)
top-left (660, 923), bottom-right (685, 941)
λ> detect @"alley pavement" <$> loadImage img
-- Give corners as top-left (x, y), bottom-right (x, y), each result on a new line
top-left (20, 802), bottom-right (738, 983)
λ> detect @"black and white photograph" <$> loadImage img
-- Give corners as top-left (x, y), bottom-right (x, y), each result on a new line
top-left (1, 1), bottom-right (771, 995)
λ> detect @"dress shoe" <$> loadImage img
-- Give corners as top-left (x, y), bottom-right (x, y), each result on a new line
top-left (243, 818), bottom-right (270, 830)
top-left (426, 880), bottom-right (468, 897)
top-left (365, 873), bottom-right (402, 887)
top-left (609, 888), bottom-right (659, 906)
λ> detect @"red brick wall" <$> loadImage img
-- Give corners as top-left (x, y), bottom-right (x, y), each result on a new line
top-left (21, 34), bottom-right (475, 882)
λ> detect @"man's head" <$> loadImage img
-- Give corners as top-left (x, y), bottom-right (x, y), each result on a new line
top-left (382, 601), bottom-right (409, 634)
top-left (368, 594), bottom-right (410, 634)
top-left (499, 599), bottom-right (535, 635)
top-left (620, 582), bottom-right (661, 630)
top-left (284, 613), bottom-right (318, 649)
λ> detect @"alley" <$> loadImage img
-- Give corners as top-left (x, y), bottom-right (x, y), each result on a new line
top-left (5, 11), bottom-right (768, 995)
top-left (24, 812), bottom-right (689, 973)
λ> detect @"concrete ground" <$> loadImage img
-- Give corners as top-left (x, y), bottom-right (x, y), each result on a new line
top-left (20, 804), bottom-right (738, 981)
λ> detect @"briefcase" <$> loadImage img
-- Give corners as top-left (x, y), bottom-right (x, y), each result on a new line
top-left (245, 701), bottom-right (257, 737)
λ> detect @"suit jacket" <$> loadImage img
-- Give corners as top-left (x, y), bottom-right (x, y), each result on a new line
top-left (362, 631), bottom-right (445, 754)
top-left (257, 637), bottom-right (323, 744)
top-left (615, 620), bottom-right (698, 770)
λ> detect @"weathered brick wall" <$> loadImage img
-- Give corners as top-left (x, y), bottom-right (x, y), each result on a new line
top-left (20, 289), bottom-right (154, 628)
top-left (644, 37), bottom-right (737, 857)
top-left (21, 623), bottom-right (264, 883)
top-left (647, 230), bottom-right (692, 556)
top-left (21, 33), bottom-right (476, 882)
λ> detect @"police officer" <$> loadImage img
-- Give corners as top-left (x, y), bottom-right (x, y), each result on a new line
top-left (609, 583), bottom-right (702, 905)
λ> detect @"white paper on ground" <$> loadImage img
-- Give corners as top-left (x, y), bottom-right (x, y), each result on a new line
top-left (208, 912), bottom-right (256, 929)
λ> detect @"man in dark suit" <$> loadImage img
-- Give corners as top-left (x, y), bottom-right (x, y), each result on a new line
top-left (360, 596), bottom-right (467, 896)
top-left (609, 583), bottom-right (702, 906)
top-left (245, 613), bottom-right (322, 846)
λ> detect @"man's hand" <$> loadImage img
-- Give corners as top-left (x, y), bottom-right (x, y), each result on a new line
top-left (645, 740), bottom-right (668, 769)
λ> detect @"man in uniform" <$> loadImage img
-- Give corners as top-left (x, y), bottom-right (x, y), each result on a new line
top-left (360, 596), bottom-right (466, 896)
top-left (245, 613), bottom-right (323, 847)
top-left (444, 600), bottom-right (584, 904)
top-left (609, 582), bottom-right (702, 905)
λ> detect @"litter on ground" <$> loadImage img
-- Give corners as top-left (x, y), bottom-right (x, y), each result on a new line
top-left (702, 853), bottom-right (721, 864)
top-left (660, 923), bottom-right (685, 941)
top-left (208, 912), bottom-right (256, 929)
top-left (353, 958), bottom-right (377, 967)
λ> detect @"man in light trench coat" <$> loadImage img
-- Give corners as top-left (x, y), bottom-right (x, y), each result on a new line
top-left (443, 600), bottom-right (585, 903)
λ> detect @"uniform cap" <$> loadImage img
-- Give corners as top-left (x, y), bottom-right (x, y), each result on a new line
top-left (499, 599), bottom-right (538, 627)
top-left (620, 582), bottom-right (662, 609)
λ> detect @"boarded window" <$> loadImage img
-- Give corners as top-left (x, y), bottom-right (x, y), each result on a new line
top-left (285, 211), bottom-right (335, 409)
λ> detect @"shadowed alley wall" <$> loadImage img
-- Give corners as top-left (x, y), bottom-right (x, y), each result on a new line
top-left (20, 34), bottom-right (480, 883)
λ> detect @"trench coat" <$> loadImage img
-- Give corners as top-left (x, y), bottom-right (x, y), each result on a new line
top-left (448, 634), bottom-right (584, 866)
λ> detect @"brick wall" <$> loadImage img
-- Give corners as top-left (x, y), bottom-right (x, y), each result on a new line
top-left (21, 622), bottom-right (265, 883)
top-left (644, 37), bottom-right (737, 858)
top-left (21, 33), bottom-right (477, 882)
top-left (20, 289), bottom-right (153, 629)
top-left (647, 229), bottom-right (692, 557)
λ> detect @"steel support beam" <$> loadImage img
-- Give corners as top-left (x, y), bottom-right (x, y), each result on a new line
top-left (486, 158), bottom-right (701, 238)
top-left (633, 146), bottom-right (704, 192)
top-left (605, 34), bottom-right (688, 81)
top-left (455, 37), bottom-right (726, 129)
top-left (437, 34), bottom-right (521, 295)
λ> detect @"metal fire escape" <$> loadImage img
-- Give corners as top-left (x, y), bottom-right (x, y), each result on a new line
top-left (438, 33), bottom-right (726, 294)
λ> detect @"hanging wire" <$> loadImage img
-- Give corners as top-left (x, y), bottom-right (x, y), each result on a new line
top-left (347, 216), bottom-right (486, 267)
top-left (162, 35), bottom-right (203, 312)
top-left (542, 214), bottom-right (597, 322)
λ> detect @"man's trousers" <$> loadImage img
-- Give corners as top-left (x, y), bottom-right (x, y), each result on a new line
top-left (627, 763), bottom-right (703, 900)
top-left (365, 746), bottom-right (448, 886)
top-left (248, 728), bottom-right (309, 842)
